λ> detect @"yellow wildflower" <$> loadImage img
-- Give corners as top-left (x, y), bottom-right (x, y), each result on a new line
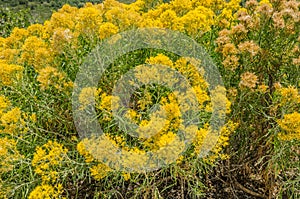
top-left (19, 36), bottom-right (52, 70)
top-left (28, 184), bottom-right (65, 199)
top-left (0, 137), bottom-right (23, 173)
top-left (278, 86), bottom-right (300, 105)
top-left (37, 66), bottom-right (71, 91)
top-left (77, 139), bottom-right (95, 163)
top-left (0, 63), bottom-right (23, 86)
top-left (277, 112), bottom-right (300, 141)
top-left (99, 22), bottom-right (119, 40)
top-left (32, 141), bottom-right (68, 183)
top-left (78, 87), bottom-right (97, 109)
top-left (122, 172), bottom-right (131, 181)
top-left (90, 163), bottom-right (112, 180)
top-left (145, 53), bottom-right (173, 67)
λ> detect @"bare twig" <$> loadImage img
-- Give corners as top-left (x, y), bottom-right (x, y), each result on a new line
top-left (234, 180), bottom-right (267, 199)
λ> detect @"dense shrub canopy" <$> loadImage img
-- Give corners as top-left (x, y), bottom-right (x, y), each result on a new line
top-left (0, 0), bottom-right (299, 198)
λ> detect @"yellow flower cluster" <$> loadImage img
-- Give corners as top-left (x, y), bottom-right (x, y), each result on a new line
top-left (90, 162), bottom-right (112, 180)
top-left (0, 0), bottom-right (242, 93)
top-left (77, 136), bottom-right (115, 176)
top-left (76, 5), bottom-right (103, 37)
top-left (277, 86), bottom-right (300, 106)
top-left (28, 183), bottom-right (66, 199)
top-left (0, 137), bottom-right (23, 173)
top-left (77, 139), bottom-right (95, 163)
top-left (277, 112), bottom-right (300, 141)
top-left (193, 125), bottom-right (209, 154)
top-left (205, 120), bottom-right (239, 162)
top-left (78, 87), bottom-right (101, 110)
top-left (0, 0), bottom-right (240, 184)
top-left (3, 2), bottom-right (236, 58)
top-left (99, 22), bottom-right (119, 40)
top-left (0, 95), bottom-right (27, 136)
top-left (32, 140), bottom-right (68, 183)
top-left (37, 66), bottom-right (73, 91)
top-left (77, 87), bottom-right (188, 172)
top-left (141, 0), bottom-right (240, 33)
top-left (0, 63), bottom-right (23, 86)
top-left (141, 93), bottom-right (183, 149)
top-left (145, 54), bottom-right (208, 90)
top-left (97, 92), bottom-right (120, 121)
top-left (19, 36), bottom-right (53, 70)
top-left (78, 137), bottom-right (122, 180)
top-left (29, 141), bottom-right (67, 199)
top-left (0, 96), bottom-right (34, 197)
top-left (77, 52), bottom-right (234, 175)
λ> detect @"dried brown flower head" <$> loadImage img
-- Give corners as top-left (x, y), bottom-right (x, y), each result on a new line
top-left (239, 72), bottom-right (258, 89)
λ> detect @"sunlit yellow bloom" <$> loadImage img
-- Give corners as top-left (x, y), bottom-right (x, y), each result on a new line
top-left (122, 172), bottom-right (131, 181)
top-left (204, 120), bottom-right (238, 163)
top-left (99, 93), bottom-right (120, 111)
top-left (0, 48), bottom-right (19, 64)
top-left (37, 66), bottom-right (71, 91)
top-left (278, 86), bottom-right (300, 105)
top-left (77, 139), bottom-right (95, 163)
top-left (32, 141), bottom-right (68, 183)
top-left (0, 63), bottom-right (23, 86)
top-left (145, 53), bottom-right (173, 67)
top-left (180, 6), bottom-right (215, 36)
top-left (99, 22), bottom-right (119, 40)
top-left (5, 28), bottom-right (29, 49)
top-left (75, 6), bottom-right (103, 36)
top-left (19, 36), bottom-right (52, 70)
top-left (78, 87), bottom-right (97, 109)
top-left (0, 96), bottom-right (10, 110)
top-left (0, 137), bottom-right (23, 173)
top-left (277, 112), bottom-right (300, 141)
top-left (27, 24), bottom-right (44, 37)
top-left (90, 163), bottom-right (112, 180)
top-left (28, 184), bottom-right (65, 199)
top-left (156, 131), bottom-right (177, 148)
